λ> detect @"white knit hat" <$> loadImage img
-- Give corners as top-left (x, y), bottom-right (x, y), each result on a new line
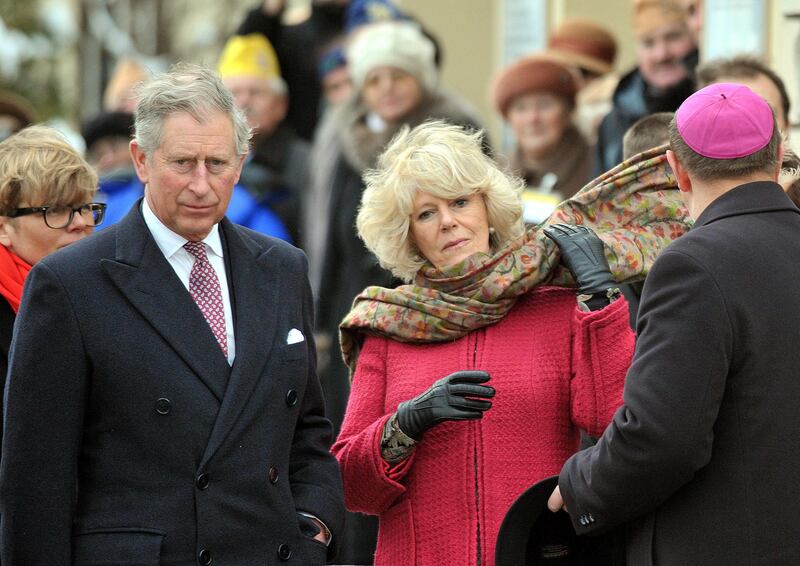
top-left (347, 21), bottom-right (437, 93)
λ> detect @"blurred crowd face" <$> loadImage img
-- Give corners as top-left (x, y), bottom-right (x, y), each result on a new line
top-left (224, 75), bottom-right (287, 137)
top-left (0, 198), bottom-right (94, 265)
top-left (720, 73), bottom-right (788, 133)
top-left (322, 66), bottom-right (353, 106)
top-left (361, 66), bottom-right (424, 124)
top-left (409, 191), bottom-right (491, 269)
top-left (507, 92), bottom-right (572, 159)
top-left (681, 0), bottom-right (704, 45)
top-left (87, 137), bottom-right (134, 177)
top-left (637, 21), bottom-right (695, 90)
top-left (0, 115), bottom-right (27, 143)
top-left (132, 110), bottom-right (244, 242)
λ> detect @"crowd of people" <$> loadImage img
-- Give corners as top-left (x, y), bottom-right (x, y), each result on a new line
top-left (1, 0), bottom-right (800, 565)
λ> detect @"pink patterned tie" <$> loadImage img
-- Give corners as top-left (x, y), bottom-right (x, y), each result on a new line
top-left (184, 241), bottom-right (228, 357)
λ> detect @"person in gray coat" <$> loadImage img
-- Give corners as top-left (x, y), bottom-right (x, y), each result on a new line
top-left (548, 82), bottom-right (800, 565)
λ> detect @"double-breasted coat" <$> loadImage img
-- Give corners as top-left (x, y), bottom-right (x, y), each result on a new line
top-left (559, 181), bottom-right (800, 565)
top-left (0, 202), bottom-right (344, 565)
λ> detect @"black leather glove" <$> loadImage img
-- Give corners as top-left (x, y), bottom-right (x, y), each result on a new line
top-left (544, 224), bottom-right (618, 311)
top-left (396, 370), bottom-right (494, 441)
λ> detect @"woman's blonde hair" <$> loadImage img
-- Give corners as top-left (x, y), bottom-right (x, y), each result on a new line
top-left (357, 120), bottom-right (525, 282)
top-left (0, 125), bottom-right (98, 215)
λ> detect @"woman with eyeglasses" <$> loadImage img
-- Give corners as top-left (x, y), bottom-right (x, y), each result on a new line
top-left (0, 125), bottom-right (105, 404)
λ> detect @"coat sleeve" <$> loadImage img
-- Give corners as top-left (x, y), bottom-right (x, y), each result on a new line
top-left (331, 336), bottom-right (416, 515)
top-left (288, 254), bottom-right (345, 550)
top-left (559, 249), bottom-right (733, 534)
top-left (0, 262), bottom-right (89, 564)
top-left (569, 295), bottom-right (634, 437)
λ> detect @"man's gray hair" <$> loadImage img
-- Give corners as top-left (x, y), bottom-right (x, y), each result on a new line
top-left (134, 63), bottom-right (251, 156)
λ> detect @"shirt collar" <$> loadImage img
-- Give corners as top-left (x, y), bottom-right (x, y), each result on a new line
top-left (141, 197), bottom-right (223, 260)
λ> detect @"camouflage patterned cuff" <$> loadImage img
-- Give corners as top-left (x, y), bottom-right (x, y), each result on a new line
top-left (380, 413), bottom-right (417, 464)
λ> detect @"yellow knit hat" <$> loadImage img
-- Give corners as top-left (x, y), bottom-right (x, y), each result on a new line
top-left (217, 33), bottom-right (281, 81)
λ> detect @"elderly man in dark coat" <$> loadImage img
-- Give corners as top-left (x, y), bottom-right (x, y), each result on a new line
top-left (548, 82), bottom-right (800, 565)
top-left (0, 64), bottom-right (344, 566)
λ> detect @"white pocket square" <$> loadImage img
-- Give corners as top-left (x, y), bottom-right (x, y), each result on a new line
top-left (286, 328), bottom-right (305, 345)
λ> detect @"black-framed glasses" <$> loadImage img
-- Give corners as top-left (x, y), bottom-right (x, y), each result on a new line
top-left (6, 203), bottom-right (107, 229)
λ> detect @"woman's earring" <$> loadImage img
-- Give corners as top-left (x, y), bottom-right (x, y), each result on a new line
top-left (488, 227), bottom-right (496, 234)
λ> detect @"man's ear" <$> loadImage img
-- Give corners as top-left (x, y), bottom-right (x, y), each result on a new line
top-left (775, 141), bottom-right (786, 181)
top-left (233, 152), bottom-right (248, 185)
top-left (129, 139), bottom-right (150, 185)
top-left (666, 149), bottom-right (692, 193)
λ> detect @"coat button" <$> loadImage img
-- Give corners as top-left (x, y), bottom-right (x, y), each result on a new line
top-left (268, 466), bottom-right (279, 484)
top-left (277, 543), bottom-right (292, 560)
top-left (285, 389), bottom-right (298, 407)
top-left (198, 548), bottom-right (212, 565)
top-left (196, 473), bottom-right (209, 490)
top-left (155, 398), bottom-right (171, 415)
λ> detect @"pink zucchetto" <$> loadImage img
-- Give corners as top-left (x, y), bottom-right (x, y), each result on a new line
top-left (676, 82), bottom-right (775, 159)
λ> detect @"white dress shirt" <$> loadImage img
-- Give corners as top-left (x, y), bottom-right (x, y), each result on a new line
top-left (141, 198), bottom-right (235, 365)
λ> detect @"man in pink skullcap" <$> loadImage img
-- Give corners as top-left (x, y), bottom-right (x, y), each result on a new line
top-left (547, 83), bottom-right (800, 565)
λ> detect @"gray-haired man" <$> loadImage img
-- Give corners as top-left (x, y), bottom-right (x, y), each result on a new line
top-left (0, 64), bottom-right (343, 565)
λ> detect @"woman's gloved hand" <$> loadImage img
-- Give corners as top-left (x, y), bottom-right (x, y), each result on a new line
top-left (543, 223), bottom-right (616, 294)
top-left (396, 370), bottom-right (494, 441)
top-left (544, 224), bottom-right (620, 311)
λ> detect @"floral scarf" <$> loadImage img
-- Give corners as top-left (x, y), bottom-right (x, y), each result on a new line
top-left (339, 145), bottom-right (690, 371)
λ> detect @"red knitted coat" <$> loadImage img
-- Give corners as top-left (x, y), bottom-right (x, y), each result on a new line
top-left (332, 287), bottom-right (635, 566)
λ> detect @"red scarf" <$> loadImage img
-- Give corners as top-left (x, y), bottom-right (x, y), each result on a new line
top-left (0, 245), bottom-right (32, 313)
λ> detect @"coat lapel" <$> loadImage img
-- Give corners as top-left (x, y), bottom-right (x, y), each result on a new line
top-left (100, 203), bottom-right (231, 401)
top-left (200, 219), bottom-right (279, 465)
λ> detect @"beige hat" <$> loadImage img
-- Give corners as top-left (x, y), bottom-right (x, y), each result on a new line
top-left (347, 21), bottom-right (437, 92)
top-left (547, 19), bottom-right (617, 76)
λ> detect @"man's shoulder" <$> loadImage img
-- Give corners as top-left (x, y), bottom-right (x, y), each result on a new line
top-left (228, 223), bottom-right (306, 264)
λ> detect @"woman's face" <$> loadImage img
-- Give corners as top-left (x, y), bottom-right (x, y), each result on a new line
top-left (361, 66), bottom-right (424, 124)
top-left (506, 92), bottom-right (572, 159)
top-left (409, 190), bottom-right (491, 269)
top-left (0, 198), bottom-right (95, 265)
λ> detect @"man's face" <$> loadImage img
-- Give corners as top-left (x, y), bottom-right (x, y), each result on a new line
top-left (224, 75), bottom-right (287, 137)
top-left (131, 110), bottom-right (244, 241)
top-left (637, 22), bottom-right (695, 90)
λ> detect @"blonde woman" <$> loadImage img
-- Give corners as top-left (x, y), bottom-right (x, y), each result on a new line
top-left (0, 125), bottom-right (104, 436)
top-left (332, 121), bottom-right (634, 566)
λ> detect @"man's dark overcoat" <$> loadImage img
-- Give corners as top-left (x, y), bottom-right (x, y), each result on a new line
top-left (0, 203), bottom-right (344, 565)
top-left (560, 181), bottom-right (800, 565)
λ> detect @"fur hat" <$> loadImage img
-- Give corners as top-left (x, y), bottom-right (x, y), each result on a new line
top-left (491, 54), bottom-right (581, 118)
top-left (547, 19), bottom-right (617, 76)
top-left (347, 21), bottom-right (437, 93)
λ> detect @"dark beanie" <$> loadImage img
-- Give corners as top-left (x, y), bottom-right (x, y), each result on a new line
top-left (81, 111), bottom-right (134, 151)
